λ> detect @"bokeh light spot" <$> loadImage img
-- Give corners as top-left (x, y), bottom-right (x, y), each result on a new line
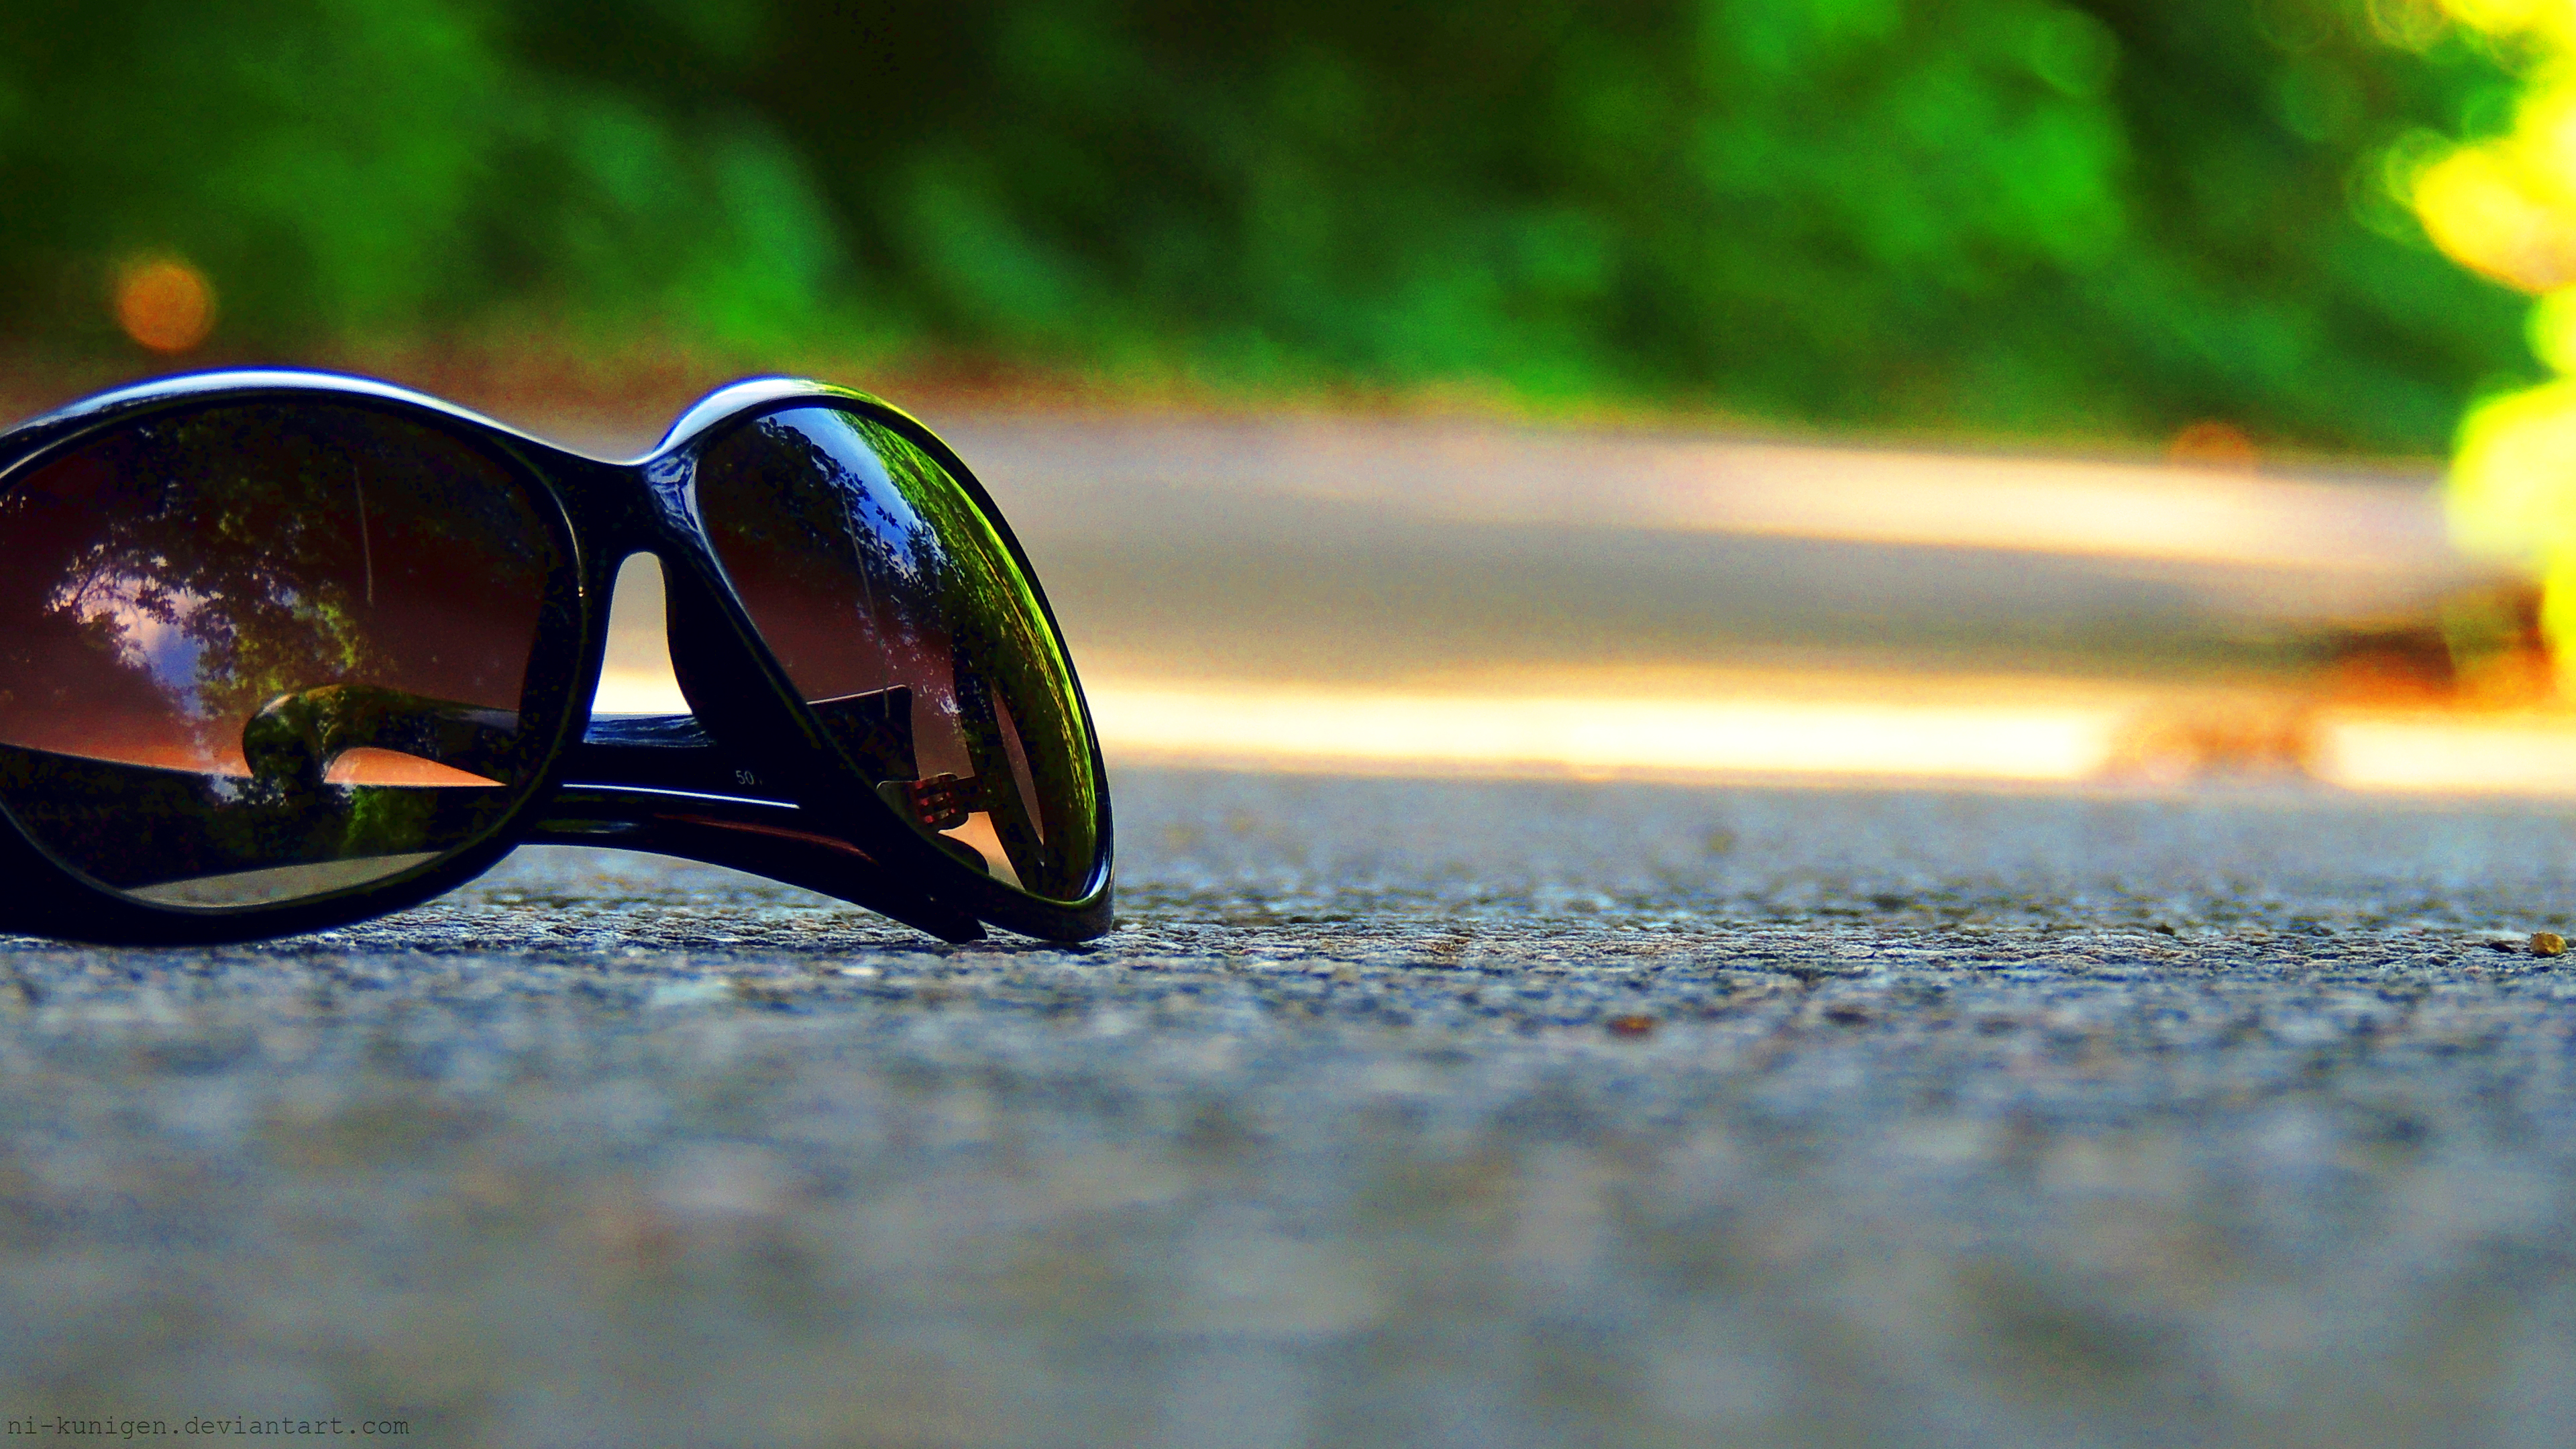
top-left (113, 258), bottom-right (217, 354)
top-left (2412, 148), bottom-right (2576, 292)
top-left (2167, 420), bottom-right (2259, 468)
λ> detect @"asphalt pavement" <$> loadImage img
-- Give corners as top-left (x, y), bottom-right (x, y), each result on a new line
top-left (7, 767), bottom-right (2576, 1446)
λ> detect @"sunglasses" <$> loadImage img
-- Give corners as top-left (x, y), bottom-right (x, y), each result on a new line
top-left (0, 370), bottom-right (1112, 946)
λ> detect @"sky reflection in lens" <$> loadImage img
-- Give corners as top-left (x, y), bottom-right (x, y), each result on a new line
top-left (0, 401), bottom-right (558, 904)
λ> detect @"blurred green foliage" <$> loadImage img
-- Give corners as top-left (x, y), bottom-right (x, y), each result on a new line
top-left (0, 0), bottom-right (2538, 449)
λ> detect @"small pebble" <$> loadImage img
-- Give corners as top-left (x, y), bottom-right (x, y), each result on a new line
top-left (2533, 932), bottom-right (2567, 958)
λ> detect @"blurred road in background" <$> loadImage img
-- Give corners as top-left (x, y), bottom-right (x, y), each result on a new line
top-left (541, 407), bottom-right (2571, 796)
top-left (952, 413), bottom-right (2479, 680)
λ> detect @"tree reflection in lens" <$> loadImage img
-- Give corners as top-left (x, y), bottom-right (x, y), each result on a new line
top-left (696, 407), bottom-right (1102, 903)
top-left (0, 402), bottom-right (557, 906)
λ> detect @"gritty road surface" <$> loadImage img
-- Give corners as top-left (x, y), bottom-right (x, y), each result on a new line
top-left (7, 768), bottom-right (2576, 1447)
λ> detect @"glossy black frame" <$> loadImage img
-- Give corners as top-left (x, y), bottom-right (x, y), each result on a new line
top-left (0, 370), bottom-right (1114, 947)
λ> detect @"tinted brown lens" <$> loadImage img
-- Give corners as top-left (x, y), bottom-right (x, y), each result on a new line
top-left (0, 402), bottom-right (559, 908)
top-left (694, 407), bottom-right (1102, 903)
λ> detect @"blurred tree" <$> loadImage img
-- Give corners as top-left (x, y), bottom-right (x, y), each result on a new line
top-left (2404, 1), bottom-right (2576, 685)
top-left (0, 0), bottom-right (2538, 452)
top-left (0, 0), bottom-right (845, 347)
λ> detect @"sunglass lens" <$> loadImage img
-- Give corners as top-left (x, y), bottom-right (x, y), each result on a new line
top-left (0, 402), bottom-right (563, 908)
top-left (693, 407), bottom-right (1105, 904)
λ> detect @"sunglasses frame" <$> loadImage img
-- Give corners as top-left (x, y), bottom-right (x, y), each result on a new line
top-left (0, 369), bottom-right (1115, 947)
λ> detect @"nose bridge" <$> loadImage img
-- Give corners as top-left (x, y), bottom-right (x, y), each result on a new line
top-left (539, 446), bottom-right (699, 568)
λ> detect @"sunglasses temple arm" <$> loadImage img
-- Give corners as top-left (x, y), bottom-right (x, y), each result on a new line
top-left (527, 714), bottom-right (985, 943)
top-left (240, 688), bottom-right (984, 941)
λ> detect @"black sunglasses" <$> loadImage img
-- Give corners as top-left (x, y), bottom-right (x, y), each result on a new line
top-left (0, 370), bottom-right (1112, 946)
